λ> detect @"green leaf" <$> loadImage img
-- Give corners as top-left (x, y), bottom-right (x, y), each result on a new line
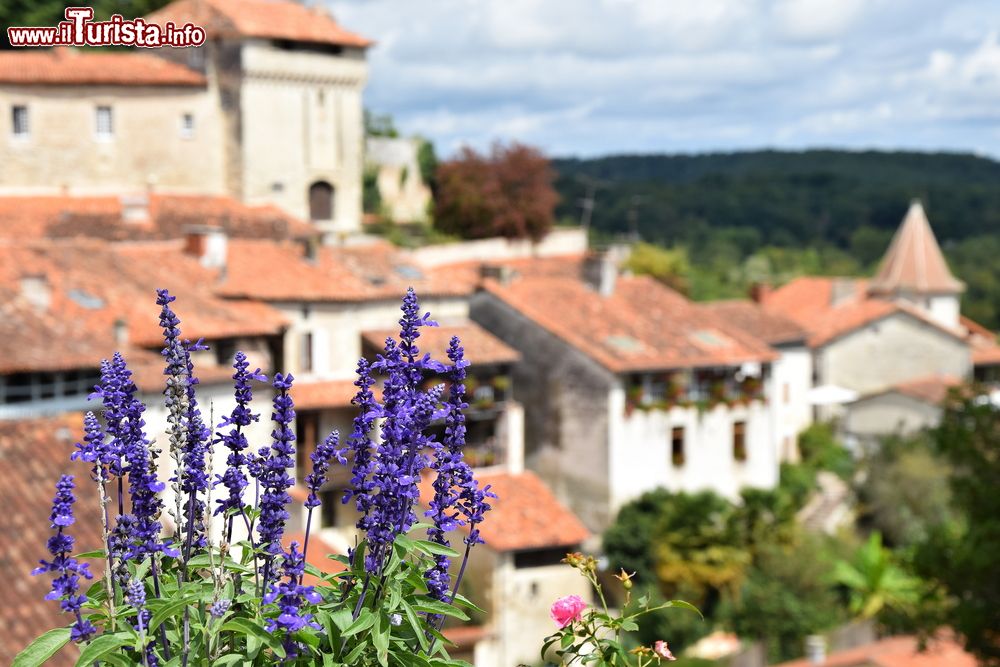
top-left (400, 600), bottom-right (429, 652)
top-left (341, 609), bottom-right (377, 637)
top-left (620, 619), bottom-right (638, 632)
top-left (74, 632), bottom-right (133, 667)
top-left (411, 540), bottom-right (460, 558)
top-left (74, 549), bottom-right (107, 559)
top-left (148, 595), bottom-right (195, 632)
top-left (222, 616), bottom-right (282, 656)
top-left (560, 633), bottom-right (574, 649)
top-left (329, 607), bottom-right (354, 632)
top-left (342, 641), bottom-right (367, 665)
top-left (412, 598), bottom-right (469, 621)
top-left (373, 613), bottom-right (390, 666)
top-left (449, 592), bottom-right (486, 615)
top-left (665, 599), bottom-right (703, 618)
top-left (213, 656), bottom-right (245, 666)
top-left (12, 627), bottom-right (72, 667)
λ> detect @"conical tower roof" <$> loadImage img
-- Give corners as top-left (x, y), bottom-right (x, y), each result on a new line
top-left (868, 201), bottom-right (964, 295)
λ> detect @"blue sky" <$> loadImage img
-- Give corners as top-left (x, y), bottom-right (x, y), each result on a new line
top-left (330, 0), bottom-right (1000, 159)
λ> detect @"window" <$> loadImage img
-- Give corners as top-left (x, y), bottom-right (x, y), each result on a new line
top-left (513, 547), bottom-right (567, 569)
top-left (180, 112), bottom-right (195, 139)
top-left (300, 332), bottom-right (314, 373)
top-left (11, 105), bottom-right (28, 137)
top-left (320, 489), bottom-right (340, 528)
top-left (733, 421), bottom-right (747, 462)
top-left (95, 106), bottom-right (113, 139)
top-left (671, 426), bottom-right (685, 466)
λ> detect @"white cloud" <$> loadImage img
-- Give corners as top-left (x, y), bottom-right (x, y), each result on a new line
top-left (330, 0), bottom-right (1000, 158)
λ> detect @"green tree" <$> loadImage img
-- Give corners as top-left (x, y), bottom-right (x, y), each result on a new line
top-left (833, 532), bottom-right (922, 620)
top-left (726, 536), bottom-right (845, 663)
top-left (624, 242), bottom-right (690, 293)
top-left (855, 433), bottom-right (953, 548)
top-left (915, 389), bottom-right (1000, 665)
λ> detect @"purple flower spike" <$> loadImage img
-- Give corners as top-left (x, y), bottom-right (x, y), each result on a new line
top-left (32, 475), bottom-right (95, 643)
top-left (258, 373), bottom-right (297, 561)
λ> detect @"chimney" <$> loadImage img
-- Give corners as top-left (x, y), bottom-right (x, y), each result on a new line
top-left (805, 635), bottom-right (826, 665)
top-left (20, 275), bottom-right (51, 311)
top-left (120, 193), bottom-right (150, 224)
top-left (584, 246), bottom-right (626, 297)
top-left (479, 263), bottom-right (512, 285)
top-left (301, 236), bottom-right (319, 263)
top-left (113, 318), bottom-right (129, 348)
top-left (830, 278), bottom-right (856, 307)
top-left (184, 225), bottom-right (228, 270)
top-left (750, 282), bottom-right (772, 304)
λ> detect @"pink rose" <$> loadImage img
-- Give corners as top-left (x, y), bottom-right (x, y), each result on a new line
top-left (549, 595), bottom-right (587, 628)
top-left (653, 640), bottom-right (676, 661)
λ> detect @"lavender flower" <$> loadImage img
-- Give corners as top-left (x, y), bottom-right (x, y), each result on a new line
top-left (32, 475), bottom-right (96, 643)
top-left (263, 542), bottom-right (322, 661)
top-left (342, 358), bottom-right (379, 527)
top-left (210, 598), bottom-right (232, 619)
top-left (179, 338), bottom-right (211, 551)
top-left (257, 373), bottom-right (297, 563)
top-left (126, 578), bottom-right (158, 666)
top-left (304, 431), bottom-right (344, 509)
top-left (215, 352), bottom-right (266, 535)
top-left (70, 411), bottom-right (106, 479)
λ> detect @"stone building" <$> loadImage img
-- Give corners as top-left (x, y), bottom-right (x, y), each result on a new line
top-left (760, 201), bottom-right (1000, 443)
top-left (0, 0), bottom-right (371, 234)
top-left (470, 253), bottom-right (788, 532)
top-left (365, 136), bottom-right (433, 224)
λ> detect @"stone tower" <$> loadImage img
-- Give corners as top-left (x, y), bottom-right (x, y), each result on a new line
top-left (149, 0), bottom-right (371, 235)
top-left (867, 200), bottom-right (964, 328)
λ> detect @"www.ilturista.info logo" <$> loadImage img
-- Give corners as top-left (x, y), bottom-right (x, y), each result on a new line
top-left (7, 7), bottom-right (206, 48)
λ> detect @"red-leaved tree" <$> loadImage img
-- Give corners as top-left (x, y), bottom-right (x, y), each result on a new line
top-left (434, 142), bottom-right (559, 241)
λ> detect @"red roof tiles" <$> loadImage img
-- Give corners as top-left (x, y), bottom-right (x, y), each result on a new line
top-left (700, 299), bottom-right (808, 346)
top-left (420, 471), bottom-right (589, 553)
top-left (485, 275), bottom-right (776, 373)
top-left (0, 49), bottom-right (205, 86)
top-left (0, 239), bottom-right (287, 373)
top-left (762, 277), bottom-right (966, 348)
top-left (0, 416), bottom-right (100, 666)
top-left (362, 324), bottom-right (521, 367)
top-left (292, 379), bottom-right (359, 411)
top-left (774, 633), bottom-right (975, 667)
top-left (148, 0), bottom-right (372, 48)
top-left (0, 194), bottom-right (314, 242)
top-left (869, 201), bottom-right (964, 296)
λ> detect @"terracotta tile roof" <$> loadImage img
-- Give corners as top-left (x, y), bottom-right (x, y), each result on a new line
top-left (774, 633), bottom-right (975, 667)
top-left (699, 299), bottom-right (808, 346)
top-left (972, 343), bottom-right (1000, 367)
top-left (0, 194), bottom-right (314, 242)
top-left (216, 239), bottom-right (480, 303)
top-left (763, 276), bottom-right (966, 348)
top-left (0, 239), bottom-right (287, 373)
top-left (869, 201), bottom-right (964, 296)
top-left (0, 49), bottom-right (205, 86)
top-left (292, 379), bottom-right (359, 411)
top-left (891, 375), bottom-right (962, 404)
top-left (0, 416), bottom-right (101, 666)
top-left (419, 470), bottom-right (588, 553)
top-left (148, 0), bottom-right (372, 48)
top-left (362, 324), bottom-right (521, 367)
top-left (280, 532), bottom-right (346, 586)
top-left (485, 275), bottom-right (777, 373)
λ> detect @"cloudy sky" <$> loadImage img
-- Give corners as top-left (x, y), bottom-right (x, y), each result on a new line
top-left (329, 0), bottom-right (1000, 159)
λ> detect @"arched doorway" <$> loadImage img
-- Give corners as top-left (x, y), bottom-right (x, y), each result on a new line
top-left (308, 181), bottom-right (334, 221)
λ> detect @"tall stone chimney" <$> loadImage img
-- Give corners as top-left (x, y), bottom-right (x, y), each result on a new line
top-left (583, 245), bottom-right (629, 297)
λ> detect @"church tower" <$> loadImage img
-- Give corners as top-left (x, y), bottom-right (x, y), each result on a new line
top-left (867, 200), bottom-right (964, 328)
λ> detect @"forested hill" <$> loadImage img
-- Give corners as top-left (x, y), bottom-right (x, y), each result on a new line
top-left (553, 150), bottom-right (1000, 246)
top-left (552, 150), bottom-right (1000, 329)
